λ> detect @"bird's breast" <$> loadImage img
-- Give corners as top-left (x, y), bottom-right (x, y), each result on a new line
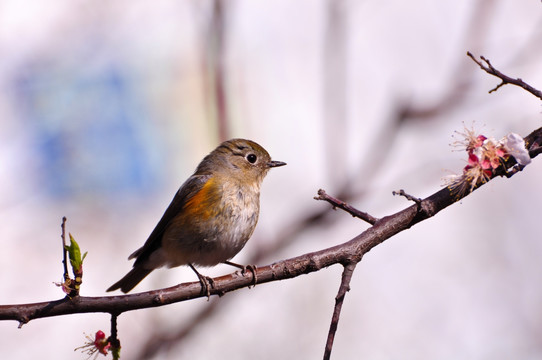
top-left (162, 179), bottom-right (262, 266)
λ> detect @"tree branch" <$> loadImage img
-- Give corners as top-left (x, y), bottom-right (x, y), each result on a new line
top-left (324, 262), bottom-right (357, 360)
top-left (61, 216), bottom-right (69, 284)
top-left (467, 52), bottom-right (542, 100)
top-left (314, 189), bottom-right (378, 224)
top-left (2, 124), bottom-right (541, 325)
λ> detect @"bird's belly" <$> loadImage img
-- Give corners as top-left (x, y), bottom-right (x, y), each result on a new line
top-left (162, 199), bottom-right (260, 267)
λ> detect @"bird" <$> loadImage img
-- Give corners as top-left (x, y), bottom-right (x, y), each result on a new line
top-left (107, 138), bottom-right (286, 294)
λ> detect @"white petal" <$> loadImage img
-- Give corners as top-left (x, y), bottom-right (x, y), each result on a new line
top-left (503, 133), bottom-right (531, 165)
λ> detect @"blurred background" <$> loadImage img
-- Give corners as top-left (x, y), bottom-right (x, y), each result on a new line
top-left (1, 0), bottom-right (542, 359)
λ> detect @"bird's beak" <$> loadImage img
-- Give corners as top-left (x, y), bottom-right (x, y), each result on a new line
top-left (267, 160), bottom-right (287, 168)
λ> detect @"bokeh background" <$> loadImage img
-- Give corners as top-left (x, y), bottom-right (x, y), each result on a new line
top-left (1, 1), bottom-right (542, 359)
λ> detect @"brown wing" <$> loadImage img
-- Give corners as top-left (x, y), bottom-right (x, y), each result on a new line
top-left (129, 174), bottom-right (212, 267)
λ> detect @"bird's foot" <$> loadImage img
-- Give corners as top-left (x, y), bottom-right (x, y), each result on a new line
top-left (189, 264), bottom-right (214, 300)
top-left (223, 261), bottom-right (258, 288)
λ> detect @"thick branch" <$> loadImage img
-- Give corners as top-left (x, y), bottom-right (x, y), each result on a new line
top-left (2, 126), bottom-right (541, 325)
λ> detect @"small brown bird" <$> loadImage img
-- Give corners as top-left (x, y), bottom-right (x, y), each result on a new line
top-left (107, 138), bottom-right (285, 293)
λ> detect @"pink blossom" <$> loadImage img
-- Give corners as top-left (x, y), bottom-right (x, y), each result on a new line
top-left (445, 126), bottom-right (530, 196)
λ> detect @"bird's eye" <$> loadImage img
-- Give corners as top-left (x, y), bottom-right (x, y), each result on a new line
top-left (246, 153), bottom-right (257, 164)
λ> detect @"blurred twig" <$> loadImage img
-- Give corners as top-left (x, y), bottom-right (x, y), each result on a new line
top-left (210, 0), bottom-right (229, 141)
top-left (198, 0), bottom-right (231, 142)
top-left (323, 0), bottom-right (348, 183)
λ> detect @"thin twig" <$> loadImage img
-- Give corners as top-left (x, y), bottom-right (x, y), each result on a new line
top-left (109, 314), bottom-right (121, 360)
top-left (323, 262), bottom-right (357, 360)
top-left (466, 52), bottom-right (542, 100)
top-left (61, 217), bottom-right (69, 282)
top-left (315, 189), bottom-right (378, 225)
top-left (392, 189), bottom-right (422, 205)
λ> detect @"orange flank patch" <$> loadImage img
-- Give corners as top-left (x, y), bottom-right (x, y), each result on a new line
top-left (183, 177), bottom-right (221, 220)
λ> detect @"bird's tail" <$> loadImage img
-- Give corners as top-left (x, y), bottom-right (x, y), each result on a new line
top-left (107, 267), bottom-right (153, 293)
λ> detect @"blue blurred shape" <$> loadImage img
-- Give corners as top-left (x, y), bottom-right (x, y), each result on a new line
top-left (13, 61), bottom-right (163, 199)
